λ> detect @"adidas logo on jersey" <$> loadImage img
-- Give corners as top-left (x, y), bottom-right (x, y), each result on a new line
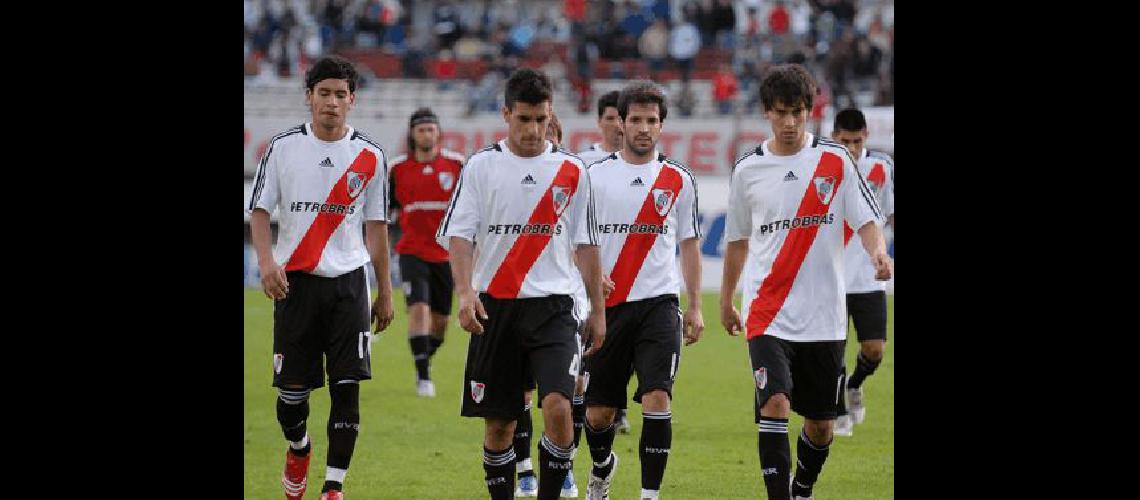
top-left (319, 157), bottom-right (334, 168)
top-left (631, 177), bottom-right (644, 187)
top-left (784, 171), bottom-right (798, 181)
top-left (521, 174), bottom-right (536, 185)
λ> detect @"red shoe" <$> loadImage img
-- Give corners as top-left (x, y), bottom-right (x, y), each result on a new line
top-left (320, 490), bottom-right (343, 500)
top-left (281, 448), bottom-right (311, 500)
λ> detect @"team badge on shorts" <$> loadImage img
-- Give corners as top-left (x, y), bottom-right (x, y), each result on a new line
top-left (813, 176), bottom-right (836, 205)
top-left (273, 353), bottom-right (284, 375)
top-left (551, 185), bottom-right (571, 217)
top-left (753, 367), bottom-right (767, 390)
top-left (652, 188), bottom-right (675, 216)
top-left (346, 172), bottom-right (368, 198)
top-left (470, 381), bottom-right (486, 403)
top-left (438, 172), bottom-right (455, 191)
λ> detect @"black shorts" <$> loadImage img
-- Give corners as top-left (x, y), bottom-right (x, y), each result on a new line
top-left (461, 294), bottom-right (579, 419)
top-left (522, 320), bottom-right (585, 395)
top-left (749, 335), bottom-right (845, 421)
top-left (398, 253), bottom-right (454, 315)
top-left (272, 267), bottom-right (372, 389)
top-left (847, 291), bottom-right (887, 342)
top-left (584, 295), bottom-right (682, 409)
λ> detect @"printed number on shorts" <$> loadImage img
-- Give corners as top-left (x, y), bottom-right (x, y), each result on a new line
top-left (358, 331), bottom-right (372, 359)
top-left (569, 353), bottom-right (580, 376)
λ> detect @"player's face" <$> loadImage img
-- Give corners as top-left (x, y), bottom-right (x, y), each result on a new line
top-left (766, 99), bottom-right (808, 148)
top-left (832, 128), bottom-right (868, 159)
top-left (503, 100), bottom-right (550, 157)
top-left (412, 123), bottom-right (439, 152)
top-left (307, 79), bottom-right (354, 130)
top-left (598, 106), bottom-right (623, 148)
top-left (621, 102), bottom-right (663, 157)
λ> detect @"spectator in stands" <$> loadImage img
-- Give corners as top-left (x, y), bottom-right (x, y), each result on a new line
top-left (744, 7), bottom-right (762, 48)
top-left (433, 1), bottom-right (463, 51)
top-left (434, 49), bottom-right (458, 91)
top-left (713, 0), bottom-right (736, 50)
top-left (696, 0), bottom-right (717, 49)
top-left (770, 1), bottom-right (790, 37)
top-left (851, 35), bottom-right (882, 91)
top-left (670, 10), bottom-right (701, 83)
top-left (619, 0), bottom-right (652, 40)
top-left (675, 81), bottom-right (697, 117)
top-left (639, 18), bottom-right (670, 76)
top-left (826, 29), bottom-right (855, 108)
top-left (712, 63), bottom-right (739, 115)
top-left (791, 0), bottom-right (812, 43)
top-left (356, 0), bottom-right (386, 47)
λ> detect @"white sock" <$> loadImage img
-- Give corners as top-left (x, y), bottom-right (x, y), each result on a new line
top-left (289, 434), bottom-right (309, 450)
top-left (640, 488), bottom-right (660, 498)
top-left (594, 453), bottom-right (613, 468)
top-left (516, 458), bottom-right (533, 473)
top-left (326, 467), bottom-right (347, 483)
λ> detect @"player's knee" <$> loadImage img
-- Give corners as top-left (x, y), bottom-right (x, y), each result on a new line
top-left (278, 387), bottom-right (311, 406)
top-left (862, 341), bottom-right (885, 361)
top-left (485, 418), bottom-right (516, 447)
top-left (586, 406), bottom-right (617, 429)
top-left (541, 392), bottom-right (570, 417)
top-left (430, 315), bottom-right (448, 336)
top-left (276, 387), bottom-right (312, 425)
top-left (641, 389), bottom-right (671, 412)
top-left (803, 419), bottom-right (833, 446)
top-left (762, 393), bottom-right (791, 416)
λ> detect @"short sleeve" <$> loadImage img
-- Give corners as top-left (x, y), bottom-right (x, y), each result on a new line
top-left (363, 148), bottom-right (389, 222)
top-left (568, 164), bottom-right (598, 246)
top-left (246, 139), bottom-right (281, 214)
top-left (880, 160), bottom-right (894, 217)
top-left (436, 156), bottom-right (482, 249)
top-left (675, 169), bottom-right (701, 240)
top-left (842, 157), bottom-right (881, 231)
top-left (724, 166), bottom-right (752, 242)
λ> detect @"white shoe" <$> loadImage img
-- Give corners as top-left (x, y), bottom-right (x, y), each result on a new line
top-left (515, 474), bottom-right (538, 497)
top-left (585, 453), bottom-right (618, 500)
top-left (833, 414), bottom-right (854, 437)
top-left (617, 413), bottom-right (631, 434)
top-left (416, 379), bottom-right (436, 397)
top-left (560, 470), bottom-right (578, 498)
top-left (847, 387), bottom-right (866, 424)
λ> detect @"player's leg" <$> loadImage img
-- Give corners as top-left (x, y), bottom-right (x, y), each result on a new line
top-left (400, 254), bottom-right (435, 395)
top-left (273, 271), bottom-right (326, 500)
top-left (461, 293), bottom-right (526, 499)
top-left (515, 386), bottom-right (537, 496)
top-left (322, 267), bottom-right (375, 496)
top-left (846, 291), bottom-right (888, 424)
top-left (630, 297), bottom-right (683, 499)
top-left (427, 260), bottom-right (455, 358)
top-left (788, 340), bottom-right (846, 499)
top-left (749, 335), bottom-right (795, 500)
top-left (563, 329), bottom-right (587, 498)
top-left (582, 302), bottom-right (636, 500)
top-left (525, 295), bottom-right (580, 500)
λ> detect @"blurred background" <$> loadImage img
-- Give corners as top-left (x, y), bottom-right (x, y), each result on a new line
top-left (243, 0), bottom-right (895, 291)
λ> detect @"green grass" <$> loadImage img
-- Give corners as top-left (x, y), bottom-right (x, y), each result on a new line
top-left (245, 289), bottom-right (893, 499)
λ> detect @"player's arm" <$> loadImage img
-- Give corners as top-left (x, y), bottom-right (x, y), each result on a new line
top-left (679, 237), bottom-right (704, 345)
top-left (719, 167), bottom-right (751, 336)
top-left (448, 237), bottom-right (488, 335)
top-left (365, 221), bottom-right (394, 332)
top-left (856, 221), bottom-right (892, 281)
top-left (845, 154), bottom-right (893, 281)
top-left (438, 155), bottom-right (486, 335)
top-left (250, 209), bottom-right (288, 300)
top-left (575, 243), bottom-right (606, 356)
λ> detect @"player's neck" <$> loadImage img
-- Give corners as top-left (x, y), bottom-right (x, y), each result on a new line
top-left (504, 139), bottom-right (545, 158)
top-left (414, 147), bottom-right (437, 163)
top-left (620, 148), bottom-right (654, 165)
top-left (767, 132), bottom-right (809, 156)
top-left (311, 122), bottom-right (349, 142)
top-left (602, 139), bottom-right (622, 153)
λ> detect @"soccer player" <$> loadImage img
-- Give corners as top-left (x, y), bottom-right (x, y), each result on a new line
top-left (575, 90), bottom-right (633, 436)
top-left (829, 108), bottom-right (895, 436)
top-left (581, 82), bottom-right (704, 500)
top-left (388, 107), bottom-right (465, 398)
top-left (719, 64), bottom-right (892, 500)
top-left (246, 55), bottom-right (395, 500)
top-left (437, 68), bottom-right (606, 500)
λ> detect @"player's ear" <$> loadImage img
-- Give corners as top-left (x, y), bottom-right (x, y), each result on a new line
top-left (501, 104), bottom-right (511, 124)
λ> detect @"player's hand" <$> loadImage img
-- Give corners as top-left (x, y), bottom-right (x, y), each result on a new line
top-left (259, 261), bottom-right (289, 300)
top-left (458, 290), bottom-right (488, 335)
top-left (873, 252), bottom-right (893, 281)
top-left (582, 310), bottom-right (606, 356)
top-left (683, 306), bottom-right (704, 346)
top-left (601, 276), bottom-right (615, 298)
top-left (371, 289), bottom-right (394, 333)
top-left (720, 302), bottom-right (743, 337)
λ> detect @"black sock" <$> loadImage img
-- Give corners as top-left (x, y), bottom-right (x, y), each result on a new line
top-left (277, 389), bottom-right (310, 455)
top-left (848, 351), bottom-right (881, 389)
top-left (584, 420), bottom-right (617, 477)
top-left (409, 335), bottom-right (431, 381)
top-left (515, 403), bottom-right (534, 479)
top-left (483, 445), bottom-right (517, 500)
top-left (538, 434), bottom-right (573, 499)
top-left (792, 428), bottom-right (832, 496)
top-left (757, 416), bottom-right (791, 500)
top-left (571, 395), bottom-right (586, 450)
top-left (640, 411), bottom-right (672, 491)
top-left (428, 335), bottom-right (444, 357)
top-left (324, 381), bottom-right (361, 492)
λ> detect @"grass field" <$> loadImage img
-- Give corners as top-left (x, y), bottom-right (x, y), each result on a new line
top-left (244, 289), bottom-right (893, 499)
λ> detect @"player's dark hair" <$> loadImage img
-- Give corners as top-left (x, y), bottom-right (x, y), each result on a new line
top-left (305, 55), bottom-right (359, 93)
top-left (407, 107), bottom-right (441, 152)
top-left (833, 108), bottom-right (867, 132)
top-left (617, 81), bottom-right (668, 122)
top-left (759, 64), bottom-right (816, 112)
top-left (597, 90), bottom-right (620, 118)
top-left (504, 68), bottom-right (553, 109)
